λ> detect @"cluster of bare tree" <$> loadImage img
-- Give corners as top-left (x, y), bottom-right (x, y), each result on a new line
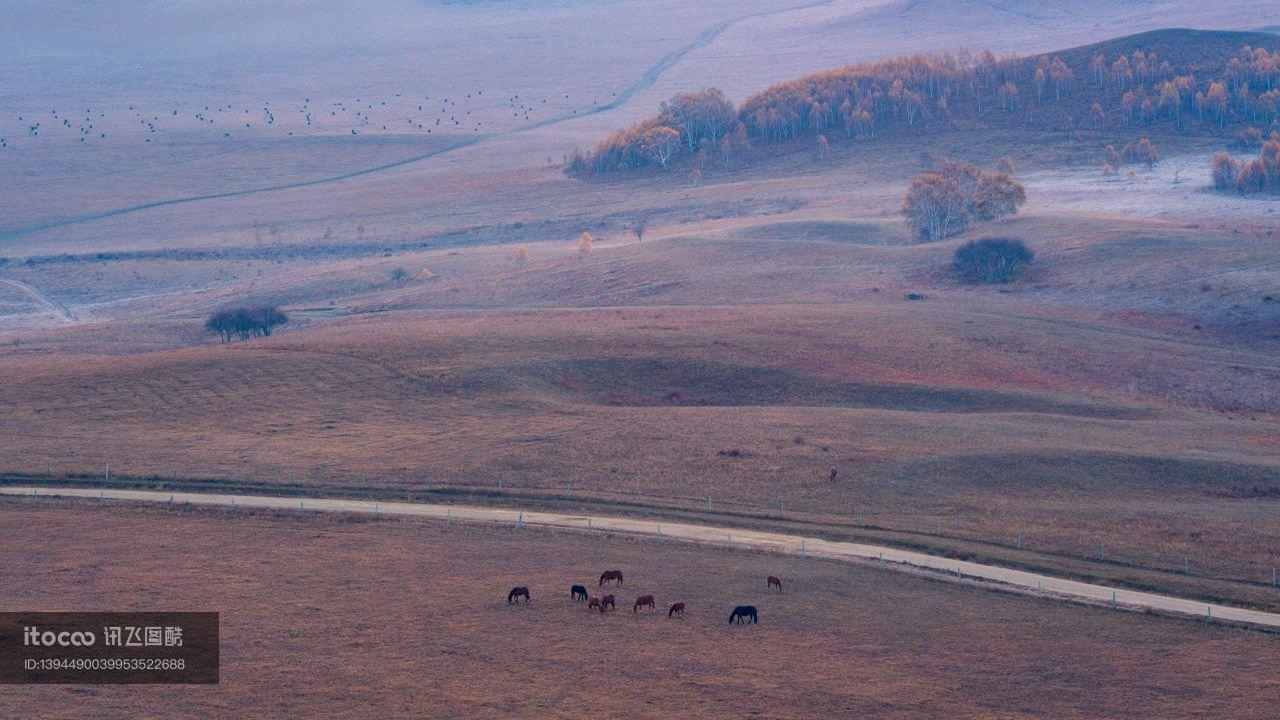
top-left (736, 41), bottom-right (1279, 143)
top-left (1211, 134), bottom-right (1280, 194)
top-left (902, 158), bottom-right (1027, 241)
top-left (204, 306), bottom-right (288, 342)
top-left (574, 36), bottom-right (1280, 176)
top-left (952, 238), bottom-right (1035, 284)
top-left (570, 88), bottom-right (751, 174)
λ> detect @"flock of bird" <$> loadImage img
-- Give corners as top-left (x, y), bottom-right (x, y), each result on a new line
top-left (1, 88), bottom-right (615, 149)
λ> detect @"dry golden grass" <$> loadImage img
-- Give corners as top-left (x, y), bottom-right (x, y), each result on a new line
top-left (1, 231), bottom-right (1277, 596)
top-left (2, 498), bottom-right (1278, 719)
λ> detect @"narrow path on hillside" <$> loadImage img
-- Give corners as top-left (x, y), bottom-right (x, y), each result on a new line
top-left (6, 486), bottom-right (1277, 630)
top-left (0, 279), bottom-right (78, 322)
top-left (0, 0), bottom-right (843, 244)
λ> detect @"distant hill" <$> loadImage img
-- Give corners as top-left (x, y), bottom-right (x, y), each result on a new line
top-left (574, 29), bottom-right (1280, 176)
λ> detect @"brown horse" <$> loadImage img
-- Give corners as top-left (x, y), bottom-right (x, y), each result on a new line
top-left (667, 601), bottom-right (685, 618)
top-left (600, 594), bottom-right (616, 612)
top-left (587, 596), bottom-right (602, 612)
top-left (767, 575), bottom-right (783, 591)
top-left (633, 595), bottom-right (656, 613)
top-left (599, 570), bottom-right (624, 587)
top-left (507, 586), bottom-right (530, 604)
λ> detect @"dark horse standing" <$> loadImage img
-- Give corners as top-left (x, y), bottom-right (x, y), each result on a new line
top-left (508, 587), bottom-right (531, 604)
top-left (599, 570), bottom-right (624, 587)
top-left (571, 585), bottom-right (589, 602)
top-left (729, 605), bottom-right (758, 624)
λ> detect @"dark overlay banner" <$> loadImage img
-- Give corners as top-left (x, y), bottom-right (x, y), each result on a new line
top-left (0, 612), bottom-right (219, 684)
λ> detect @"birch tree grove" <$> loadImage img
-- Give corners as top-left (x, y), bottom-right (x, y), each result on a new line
top-left (571, 36), bottom-right (1280, 177)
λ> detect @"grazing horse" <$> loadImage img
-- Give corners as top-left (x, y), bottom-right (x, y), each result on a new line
top-left (507, 586), bottom-right (530, 604)
top-left (587, 596), bottom-right (602, 612)
top-left (600, 594), bottom-right (616, 612)
top-left (667, 602), bottom-right (685, 618)
top-left (599, 570), bottom-right (624, 587)
top-left (729, 605), bottom-right (758, 624)
top-left (633, 595), bottom-right (656, 613)
top-left (767, 575), bottom-right (783, 591)
top-left (571, 585), bottom-right (589, 602)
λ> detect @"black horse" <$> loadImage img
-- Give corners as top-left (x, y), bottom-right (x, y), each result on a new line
top-left (507, 586), bottom-right (531, 604)
top-left (571, 584), bottom-right (589, 602)
top-left (729, 605), bottom-right (758, 624)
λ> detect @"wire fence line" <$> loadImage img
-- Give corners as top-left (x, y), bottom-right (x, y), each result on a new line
top-left (5, 465), bottom-right (1280, 593)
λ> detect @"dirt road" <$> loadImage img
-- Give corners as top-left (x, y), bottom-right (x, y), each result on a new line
top-left (0, 279), bottom-right (78, 322)
top-left (6, 485), bottom-right (1278, 630)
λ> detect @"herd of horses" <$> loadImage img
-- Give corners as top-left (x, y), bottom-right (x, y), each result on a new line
top-left (507, 570), bottom-right (784, 624)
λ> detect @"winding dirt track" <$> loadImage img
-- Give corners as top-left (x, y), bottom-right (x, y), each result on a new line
top-left (0, 279), bottom-right (78, 322)
top-left (7, 486), bottom-right (1279, 630)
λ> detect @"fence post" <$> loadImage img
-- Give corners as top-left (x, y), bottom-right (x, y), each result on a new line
top-left (656, 525), bottom-right (662, 541)
top-left (707, 495), bottom-right (712, 512)
top-left (801, 540), bottom-right (807, 558)
top-left (1112, 591), bottom-right (1117, 609)
top-left (447, 508), bottom-right (452, 522)
top-left (1100, 543), bottom-right (1106, 561)
top-left (299, 500), bottom-right (304, 514)
top-left (1273, 567), bottom-right (1276, 589)
top-left (935, 517), bottom-right (940, 537)
top-left (879, 552), bottom-right (884, 570)
top-left (1017, 530), bottom-right (1022, 549)
top-left (516, 511), bottom-right (523, 529)
top-left (780, 501), bottom-right (786, 519)
top-left (587, 518), bottom-right (591, 532)
top-left (1184, 555), bottom-right (1189, 574)
top-left (1037, 580), bottom-right (1043, 597)
top-left (105, 461), bottom-right (109, 482)
top-left (727, 533), bottom-right (732, 549)
top-left (1207, 606), bottom-right (1212, 622)
top-left (99, 491), bottom-right (104, 506)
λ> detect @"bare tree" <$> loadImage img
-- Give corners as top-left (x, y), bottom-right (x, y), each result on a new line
top-left (973, 172), bottom-right (1027, 222)
top-left (1211, 152), bottom-right (1239, 189)
top-left (904, 174), bottom-right (968, 241)
top-left (205, 306), bottom-right (288, 342)
top-left (641, 126), bottom-right (681, 170)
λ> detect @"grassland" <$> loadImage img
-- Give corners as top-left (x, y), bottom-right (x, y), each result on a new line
top-left (1, 190), bottom-right (1277, 599)
top-left (2, 498), bottom-right (1277, 719)
top-left (1, 3), bottom-right (1278, 713)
